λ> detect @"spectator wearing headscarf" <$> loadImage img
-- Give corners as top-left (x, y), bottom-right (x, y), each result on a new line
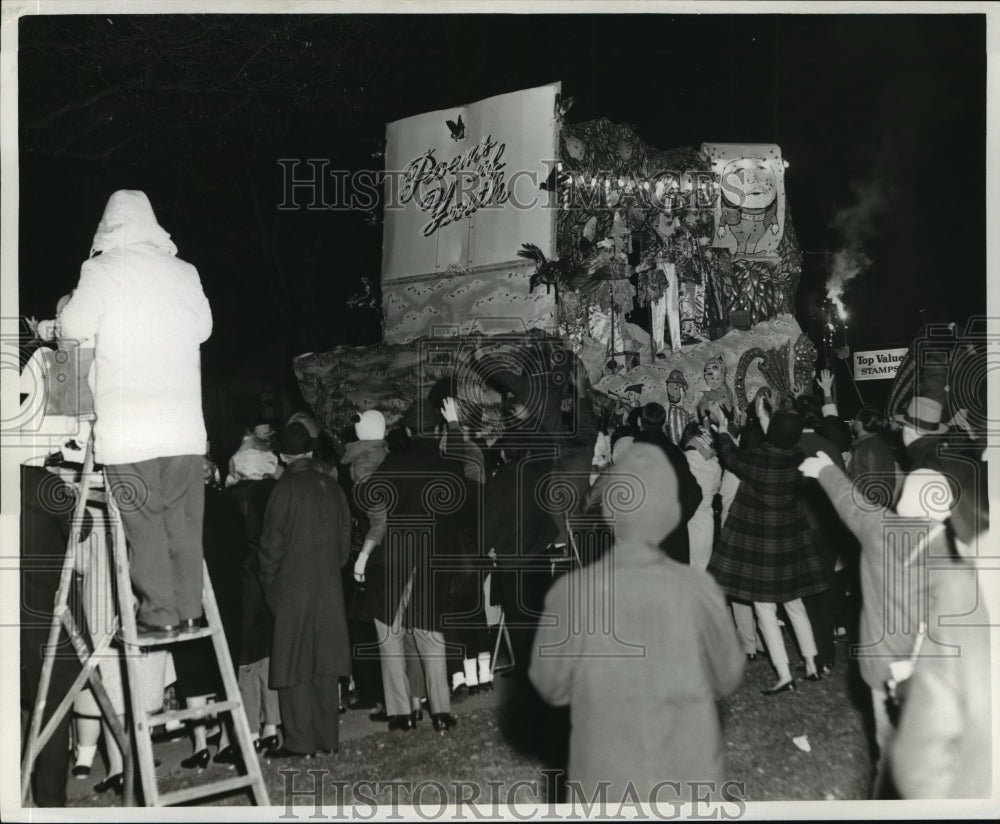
top-left (530, 442), bottom-right (744, 804)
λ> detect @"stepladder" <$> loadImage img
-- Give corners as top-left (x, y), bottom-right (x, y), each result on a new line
top-left (20, 425), bottom-right (132, 806)
top-left (104, 468), bottom-right (270, 806)
top-left (20, 425), bottom-right (269, 807)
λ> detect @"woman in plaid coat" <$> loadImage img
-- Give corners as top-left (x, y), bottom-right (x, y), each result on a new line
top-left (706, 398), bottom-right (825, 695)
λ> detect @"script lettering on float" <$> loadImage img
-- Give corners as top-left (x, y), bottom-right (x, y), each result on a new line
top-left (399, 135), bottom-right (510, 237)
top-left (853, 347), bottom-right (908, 381)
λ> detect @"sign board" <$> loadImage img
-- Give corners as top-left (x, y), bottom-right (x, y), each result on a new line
top-left (381, 83), bottom-right (559, 343)
top-left (853, 347), bottom-right (908, 381)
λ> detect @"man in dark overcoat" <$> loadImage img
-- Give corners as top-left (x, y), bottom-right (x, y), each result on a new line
top-left (353, 396), bottom-right (475, 732)
top-left (259, 421), bottom-right (352, 757)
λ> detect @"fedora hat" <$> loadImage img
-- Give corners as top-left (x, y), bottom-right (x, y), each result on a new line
top-left (893, 396), bottom-right (948, 435)
top-left (665, 369), bottom-right (688, 390)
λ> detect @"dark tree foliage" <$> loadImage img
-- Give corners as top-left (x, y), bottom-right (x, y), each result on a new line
top-left (19, 14), bottom-right (396, 370)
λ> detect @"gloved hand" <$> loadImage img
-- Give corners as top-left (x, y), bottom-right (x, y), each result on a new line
top-left (353, 553), bottom-right (369, 583)
top-left (799, 452), bottom-right (834, 479)
top-left (441, 397), bottom-right (459, 424)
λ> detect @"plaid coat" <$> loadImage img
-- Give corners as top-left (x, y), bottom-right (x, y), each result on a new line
top-left (708, 432), bottom-right (828, 603)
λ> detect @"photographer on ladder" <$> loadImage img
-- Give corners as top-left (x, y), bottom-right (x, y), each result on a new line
top-left (57, 190), bottom-right (213, 642)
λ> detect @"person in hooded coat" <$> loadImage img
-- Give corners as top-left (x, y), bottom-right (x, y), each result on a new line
top-left (57, 190), bottom-right (213, 638)
top-left (259, 422), bottom-right (353, 757)
top-left (529, 443), bottom-right (745, 805)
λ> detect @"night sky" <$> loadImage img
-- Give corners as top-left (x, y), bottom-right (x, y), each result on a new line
top-left (17, 12), bottom-right (986, 385)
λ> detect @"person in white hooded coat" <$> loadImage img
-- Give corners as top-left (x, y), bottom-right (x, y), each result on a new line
top-left (58, 190), bottom-right (213, 637)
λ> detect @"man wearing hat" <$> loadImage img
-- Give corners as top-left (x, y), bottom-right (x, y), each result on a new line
top-left (664, 369), bottom-right (691, 446)
top-left (892, 394), bottom-right (963, 523)
top-left (258, 421), bottom-right (353, 758)
top-left (800, 438), bottom-right (958, 797)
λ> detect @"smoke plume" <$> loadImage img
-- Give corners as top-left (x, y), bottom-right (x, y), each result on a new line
top-left (827, 178), bottom-right (891, 307)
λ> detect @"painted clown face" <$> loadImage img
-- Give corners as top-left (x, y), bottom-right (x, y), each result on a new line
top-left (704, 360), bottom-right (725, 388)
top-left (666, 382), bottom-right (683, 404)
top-left (721, 158), bottom-right (777, 210)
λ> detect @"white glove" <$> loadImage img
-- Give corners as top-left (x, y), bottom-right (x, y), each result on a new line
top-left (353, 553), bottom-right (369, 583)
top-left (441, 397), bottom-right (459, 424)
top-left (37, 319), bottom-right (58, 340)
top-left (799, 452), bottom-right (833, 479)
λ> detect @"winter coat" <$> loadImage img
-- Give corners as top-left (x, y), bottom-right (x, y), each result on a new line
top-left (355, 436), bottom-right (479, 633)
top-left (850, 431), bottom-right (902, 506)
top-left (891, 555), bottom-right (992, 799)
top-left (708, 432), bottom-right (827, 603)
top-left (485, 453), bottom-right (560, 560)
top-left (341, 439), bottom-right (389, 485)
top-left (815, 463), bottom-right (947, 691)
top-left (58, 190), bottom-right (212, 465)
top-left (228, 478), bottom-right (277, 665)
top-left (259, 458), bottom-right (352, 688)
top-left (796, 430), bottom-right (854, 577)
top-left (529, 444), bottom-right (744, 803)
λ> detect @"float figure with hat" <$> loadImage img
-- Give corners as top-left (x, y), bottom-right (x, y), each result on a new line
top-left (665, 369), bottom-right (692, 445)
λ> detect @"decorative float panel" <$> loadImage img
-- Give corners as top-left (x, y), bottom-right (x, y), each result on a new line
top-left (381, 83), bottom-right (561, 343)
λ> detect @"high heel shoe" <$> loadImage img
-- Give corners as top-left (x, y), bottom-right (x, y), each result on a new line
top-left (760, 680), bottom-right (796, 696)
top-left (804, 672), bottom-right (823, 682)
top-left (256, 734), bottom-right (279, 752)
top-left (72, 763), bottom-right (92, 779)
top-left (180, 748), bottom-right (210, 770)
top-left (213, 745), bottom-right (240, 766)
top-left (94, 773), bottom-right (125, 795)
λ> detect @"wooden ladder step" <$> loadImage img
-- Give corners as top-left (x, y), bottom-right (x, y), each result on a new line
top-left (145, 700), bottom-right (242, 728)
top-left (157, 774), bottom-right (263, 807)
top-left (129, 626), bottom-right (218, 648)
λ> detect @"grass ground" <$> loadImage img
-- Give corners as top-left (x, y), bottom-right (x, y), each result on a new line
top-left (68, 634), bottom-right (875, 809)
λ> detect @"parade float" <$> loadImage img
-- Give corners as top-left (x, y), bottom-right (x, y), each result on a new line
top-left (294, 83), bottom-right (818, 440)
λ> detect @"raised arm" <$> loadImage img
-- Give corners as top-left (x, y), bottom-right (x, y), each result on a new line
top-left (440, 399), bottom-right (485, 485)
top-left (706, 402), bottom-right (756, 480)
top-left (817, 369), bottom-right (838, 418)
top-left (57, 265), bottom-right (105, 344)
top-left (801, 453), bottom-right (884, 542)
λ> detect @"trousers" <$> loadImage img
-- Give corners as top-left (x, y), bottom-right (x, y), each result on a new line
top-left (106, 455), bottom-right (204, 626)
top-left (687, 507), bottom-right (715, 572)
top-left (731, 601), bottom-right (763, 655)
top-left (373, 597), bottom-right (450, 717)
top-left (238, 657), bottom-right (281, 734)
top-left (754, 599), bottom-right (818, 669)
